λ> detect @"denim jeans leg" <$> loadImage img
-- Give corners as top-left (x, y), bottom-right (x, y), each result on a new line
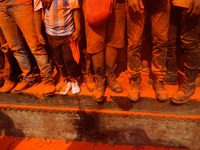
top-left (0, 8), bottom-right (33, 82)
top-left (10, 3), bottom-right (53, 82)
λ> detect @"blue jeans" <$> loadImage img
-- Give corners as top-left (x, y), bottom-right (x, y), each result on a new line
top-left (0, 0), bottom-right (53, 82)
top-left (0, 27), bottom-right (21, 81)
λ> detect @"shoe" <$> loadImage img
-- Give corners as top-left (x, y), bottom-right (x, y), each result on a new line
top-left (1, 80), bottom-right (15, 93)
top-left (128, 77), bottom-right (140, 102)
top-left (60, 81), bottom-right (72, 95)
top-left (14, 80), bottom-right (38, 93)
top-left (44, 80), bottom-right (56, 96)
top-left (83, 74), bottom-right (95, 92)
top-left (93, 67), bottom-right (105, 102)
top-left (72, 80), bottom-right (80, 95)
top-left (56, 78), bottom-right (65, 92)
top-left (171, 69), bottom-right (198, 104)
top-left (153, 80), bottom-right (168, 101)
top-left (172, 80), bottom-right (195, 104)
top-left (105, 65), bottom-right (123, 93)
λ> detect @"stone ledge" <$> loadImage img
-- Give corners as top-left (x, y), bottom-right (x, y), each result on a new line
top-left (0, 105), bottom-right (199, 149)
top-left (0, 72), bottom-right (200, 149)
top-left (0, 92), bottom-right (200, 116)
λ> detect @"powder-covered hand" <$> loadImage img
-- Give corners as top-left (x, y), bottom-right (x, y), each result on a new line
top-left (41, 0), bottom-right (53, 10)
top-left (188, 0), bottom-right (200, 16)
top-left (37, 34), bottom-right (46, 45)
top-left (70, 30), bottom-right (81, 43)
top-left (128, 0), bottom-right (144, 13)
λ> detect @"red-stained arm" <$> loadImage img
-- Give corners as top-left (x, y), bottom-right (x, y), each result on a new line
top-left (188, 0), bottom-right (200, 16)
top-left (70, 8), bottom-right (81, 42)
top-left (128, 0), bottom-right (144, 13)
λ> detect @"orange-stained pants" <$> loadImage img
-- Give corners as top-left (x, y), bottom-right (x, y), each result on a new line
top-left (0, 0), bottom-right (53, 82)
top-left (127, 0), bottom-right (171, 80)
top-left (82, 0), bottom-right (126, 54)
top-left (168, 5), bottom-right (200, 71)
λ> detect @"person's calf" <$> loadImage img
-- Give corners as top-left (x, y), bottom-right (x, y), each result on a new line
top-left (105, 65), bottom-right (123, 93)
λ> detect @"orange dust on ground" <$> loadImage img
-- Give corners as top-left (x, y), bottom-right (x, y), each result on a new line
top-left (0, 71), bottom-right (199, 100)
top-left (0, 136), bottom-right (189, 150)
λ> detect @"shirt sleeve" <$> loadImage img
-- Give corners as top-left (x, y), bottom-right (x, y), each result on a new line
top-left (69, 0), bottom-right (80, 10)
top-left (34, 0), bottom-right (43, 11)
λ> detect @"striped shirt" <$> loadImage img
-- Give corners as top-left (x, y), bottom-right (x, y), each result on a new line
top-left (34, 0), bottom-right (80, 36)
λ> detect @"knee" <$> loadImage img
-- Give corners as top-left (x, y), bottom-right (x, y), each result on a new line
top-left (31, 44), bottom-right (47, 55)
top-left (181, 38), bottom-right (199, 51)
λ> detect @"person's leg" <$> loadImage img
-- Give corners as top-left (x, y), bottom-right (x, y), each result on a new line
top-left (9, 3), bottom-right (55, 95)
top-left (47, 34), bottom-right (69, 92)
top-left (61, 35), bottom-right (81, 95)
top-left (82, 0), bottom-right (106, 101)
top-left (78, 26), bottom-right (95, 92)
top-left (0, 8), bottom-right (34, 82)
top-left (0, 51), bottom-right (4, 87)
top-left (105, 0), bottom-right (126, 93)
top-left (165, 5), bottom-right (180, 85)
top-left (172, 10), bottom-right (200, 104)
top-left (126, 0), bottom-right (145, 101)
top-left (0, 26), bottom-right (22, 91)
top-left (0, 28), bottom-right (5, 87)
top-left (80, 48), bottom-right (95, 92)
top-left (62, 36), bottom-right (80, 81)
top-left (91, 50), bottom-right (105, 101)
top-left (150, 0), bottom-right (170, 101)
top-left (0, 44), bottom-right (19, 92)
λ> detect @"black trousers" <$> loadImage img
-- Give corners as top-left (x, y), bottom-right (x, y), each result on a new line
top-left (47, 34), bottom-right (80, 80)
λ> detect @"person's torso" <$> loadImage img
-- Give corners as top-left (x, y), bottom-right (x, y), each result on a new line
top-left (44, 0), bottom-right (75, 36)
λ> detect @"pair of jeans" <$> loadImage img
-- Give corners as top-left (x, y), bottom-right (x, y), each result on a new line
top-left (1, 44), bottom-right (21, 81)
top-left (126, 0), bottom-right (171, 80)
top-left (0, 0), bottom-right (53, 82)
top-left (0, 27), bottom-right (21, 81)
top-left (47, 34), bottom-right (80, 80)
top-left (168, 6), bottom-right (200, 71)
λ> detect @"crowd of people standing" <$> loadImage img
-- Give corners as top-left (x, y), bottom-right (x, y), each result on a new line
top-left (0, 0), bottom-right (199, 104)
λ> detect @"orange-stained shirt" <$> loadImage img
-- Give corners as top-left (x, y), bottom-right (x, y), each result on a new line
top-left (34, 0), bottom-right (80, 36)
top-left (171, 0), bottom-right (191, 8)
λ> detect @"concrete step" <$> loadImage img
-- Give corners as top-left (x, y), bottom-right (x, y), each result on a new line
top-left (0, 72), bottom-right (200, 149)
